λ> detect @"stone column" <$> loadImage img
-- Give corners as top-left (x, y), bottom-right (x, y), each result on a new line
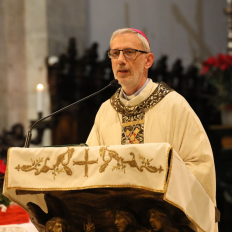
top-left (0, 0), bottom-right (49, 145)
top-left (24, 0), bottom-right (50, 146)
top-left (0, 0), bottom-right (87, 146)
top-left (0, 1), bottom-right (7, 131)
top-left (0, 0), bottom-right (27, 132)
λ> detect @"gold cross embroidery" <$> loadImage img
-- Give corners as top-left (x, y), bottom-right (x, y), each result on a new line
top-left (73, 149), bottom-right (98, 177)
top-left (15, 164), bottom-right (21, 171)
top-left (125, 127), bottom-right (140, 144)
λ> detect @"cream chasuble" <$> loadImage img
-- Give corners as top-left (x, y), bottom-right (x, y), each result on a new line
top-left (86, 79), bottom-right (217, 231)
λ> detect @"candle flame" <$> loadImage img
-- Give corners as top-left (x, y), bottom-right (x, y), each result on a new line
top-left (36, 84), bottom-right (44, 91)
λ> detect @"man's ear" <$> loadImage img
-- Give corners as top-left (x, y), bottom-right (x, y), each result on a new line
top-left (144, 53), bottom-right (155, 69)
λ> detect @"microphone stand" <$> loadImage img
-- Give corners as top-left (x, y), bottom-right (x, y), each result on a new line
top-left (24, 80), bottom-right (119, 148)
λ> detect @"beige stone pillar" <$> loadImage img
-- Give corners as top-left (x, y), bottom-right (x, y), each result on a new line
top-left (0, 0), bottom-right (27, 132)
top-left (24, 0), bottom-right (50, 146)
top-left (0, 1), bottom-right (8, 131)
top-left (0, 0), bottom-right (49, 145)
top-left (0, 0), bottom-right (87, 146)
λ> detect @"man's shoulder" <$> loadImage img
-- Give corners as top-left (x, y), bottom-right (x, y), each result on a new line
top-left (164, 89), bottom-right (185, 102)
top-left (149, 81), bottom-right (185, 106)
top-left (156, 84), bottom-right (193, 111)
top-left (164, 91), bottom-right (199, 120)
top-left (101, 98), bottom-right (111, 107)
top-left (97, 96), bottom-right (115, 113)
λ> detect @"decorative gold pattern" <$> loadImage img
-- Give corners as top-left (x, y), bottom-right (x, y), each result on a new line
top-left (122, 119), bottom-right (145, 127)
top-left (14, 147), bottom-right (74, 180)
top-left (99, 147), bottom-right (164, 174)
top-left (6, 146), bottom-right (170, 193)
top-left (122, 113), bottom-right (144, 145)
top-left (110, 82), bottom-right (173, 116)
top-left (125, 128), bottom-right (140, 144)
top-left (73, 149), bottom-right (98, 177)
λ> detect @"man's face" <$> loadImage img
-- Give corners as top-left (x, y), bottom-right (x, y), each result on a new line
top-left (149, 213), bottom-right (163, 231)
top-left (110, 33), bottom-right (150, 95)
top-left (115, 213), bottom-right (128, 232)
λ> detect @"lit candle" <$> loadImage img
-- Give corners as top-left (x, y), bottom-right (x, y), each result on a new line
top-left (36, 84), bottom-right (44, 113)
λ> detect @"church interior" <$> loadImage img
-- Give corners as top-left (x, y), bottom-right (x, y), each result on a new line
top-left (0, 0), bottom-right (232, 231)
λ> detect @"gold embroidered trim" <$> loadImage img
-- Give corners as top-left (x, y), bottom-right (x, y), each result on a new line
top-left (5, 147), bottom-right (167, 193)
top-left (122, 119), bottom-right (145, 127)
top-left (122, 113), bottom-right (144, 144)
top-left (163, 154), bottom-right (206, 232)
top-left (110, 82), bottom-right (173, 116)
top-left (73, 148), bottom-right (98, 177)
top-left (99, 146), bottom-right (163, 174)
top-left (5, 147), bottom-right (13, 194)
top-left (14, 147), bottom-right (74, 180)
top-left (6, 184), bottom-right (165, 193)
top-left (164, 197), bottom-right (205, 232)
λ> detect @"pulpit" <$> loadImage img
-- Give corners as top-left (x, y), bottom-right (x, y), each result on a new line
top-left (3, 143), bottom-right (215, 232)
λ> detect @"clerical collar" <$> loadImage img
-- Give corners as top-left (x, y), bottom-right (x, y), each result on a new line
top-left (123, 78), bottom-right (149, 101)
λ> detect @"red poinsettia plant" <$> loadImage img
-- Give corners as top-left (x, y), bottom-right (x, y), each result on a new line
top-left (0, 159), bottom-right (10, 206)
top-left (0, 159), bottom-right (6, 184)
top-left (201, 54), bottom-right (232, 110)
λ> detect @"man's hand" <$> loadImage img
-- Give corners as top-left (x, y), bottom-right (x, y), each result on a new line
top-left (83, 214), bottom-right (95, 232)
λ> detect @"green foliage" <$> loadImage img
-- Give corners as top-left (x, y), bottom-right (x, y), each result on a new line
top-left (0, 186), bottom-right (11, 206)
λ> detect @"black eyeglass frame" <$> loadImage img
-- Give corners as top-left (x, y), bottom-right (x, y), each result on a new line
top-left (107, 49), bottom-right (148, 59)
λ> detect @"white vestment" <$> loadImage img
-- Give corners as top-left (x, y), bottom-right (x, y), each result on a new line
top-left (87, 79), bottom-right (217, 231)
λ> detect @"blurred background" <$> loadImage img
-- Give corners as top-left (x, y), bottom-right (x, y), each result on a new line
top-left (0, 0), bottom-right (231, 231)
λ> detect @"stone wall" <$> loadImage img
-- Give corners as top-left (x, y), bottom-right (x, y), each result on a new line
top-left (46, 0), bottom-right (86, 57)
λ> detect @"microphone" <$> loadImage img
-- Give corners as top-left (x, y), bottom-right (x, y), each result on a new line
top-left (24, 79), bottom-right (120, 148)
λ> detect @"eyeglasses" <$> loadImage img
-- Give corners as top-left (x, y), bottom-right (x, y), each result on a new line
top-left (108, 49), bottom-right (148, 59)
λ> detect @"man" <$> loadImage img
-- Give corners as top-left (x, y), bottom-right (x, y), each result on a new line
top-left (114, 209), bottom-right (146, 232)
top-left (86, 28), bottom-right (217, 231)
top-left (45, 217), bottom-right (71, 232)
top-left (147, 208), bottom-right (178, 232)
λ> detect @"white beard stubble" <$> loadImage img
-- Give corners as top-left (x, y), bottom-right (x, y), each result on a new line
top-left (114, 59), bottom-right (145, 90)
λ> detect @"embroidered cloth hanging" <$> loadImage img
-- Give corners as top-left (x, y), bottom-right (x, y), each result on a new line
top-left (3, 143), bottom-right (215, 232)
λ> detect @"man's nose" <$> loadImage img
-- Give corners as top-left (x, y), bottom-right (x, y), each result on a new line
top-left (117, 51), bottom-right (126, 64)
